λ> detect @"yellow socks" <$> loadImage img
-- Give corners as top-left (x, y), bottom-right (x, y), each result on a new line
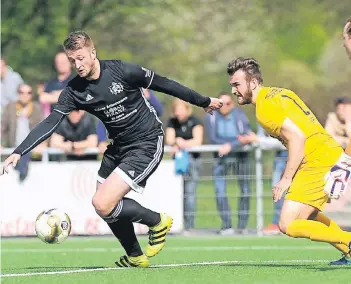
top-left (286, 219), bottom-right (351, 247)
top-left (314, 212), bottom-right (351, 257)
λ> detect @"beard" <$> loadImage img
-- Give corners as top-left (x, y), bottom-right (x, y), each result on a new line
top-left (236, 84), bottom-right (253, 105)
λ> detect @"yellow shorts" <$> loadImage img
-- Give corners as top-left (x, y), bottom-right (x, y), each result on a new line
top-left (285, 147), bottom-right (343, 210)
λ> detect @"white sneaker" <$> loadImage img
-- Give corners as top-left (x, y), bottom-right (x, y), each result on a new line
top-left (219, 228), bottom-right (235, 236)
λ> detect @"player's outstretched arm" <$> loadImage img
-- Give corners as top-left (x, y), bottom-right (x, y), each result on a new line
top-left (149, 74), bottom-right (223, 114)
top-left (0, 111), bottom-right (66, 175)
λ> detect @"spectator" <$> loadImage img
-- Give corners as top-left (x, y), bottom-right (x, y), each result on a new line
top-left (39, 51), bottom-right (75, 112)
top-left (166, 99), bottom-right (203, 232)
top-left (206, 92), bottom-right (257, 235)
top-left (96, 119), bottom-right (109, 154)
top-left (0, 56), bottom-right (24, 113)
top-left (1, 83), bottom-right (45, 181)
top-left (325, 97), bottom-right (351, 149)
top-left (142, 88), bottom-right (164, 117)
top-left (50, 110), bottom-right (98, 160)
top-left (256, 125), bottom-right (287, 235)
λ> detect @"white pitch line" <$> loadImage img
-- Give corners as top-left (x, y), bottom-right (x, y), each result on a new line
top-left (1, 259), bottom-right (330, 278)
top-left (1, 245), bottom-right (329, 253)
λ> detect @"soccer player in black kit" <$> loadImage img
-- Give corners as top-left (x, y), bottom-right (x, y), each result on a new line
top-left (0, 31), bottom-right (223, 268)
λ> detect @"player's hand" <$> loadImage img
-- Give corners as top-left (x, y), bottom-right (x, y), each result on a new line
top-left (272, 177), bottom-right (292, 202)
top-left (0, 153), bottom-right (21, 176)
top-left (324, 153), bottom-right (351, 199)
top-left (204, 98), bottom-right (223, 115)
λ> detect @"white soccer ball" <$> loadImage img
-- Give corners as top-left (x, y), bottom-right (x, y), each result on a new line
top-left (35, 209), bottom-right (71, 244)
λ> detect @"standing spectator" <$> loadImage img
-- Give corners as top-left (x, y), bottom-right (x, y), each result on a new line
top-left (1, 83), bottom-right (45, 181)
top-left (50, 110), bottom-right (98, 160)
top-left (325, 97), bottom-right (351, 149)
top-left (0, 56), bottom-right (24, 113)
top-left (206, 92), bottom-right (257, 235)
top-left (39, 51), bottom-right (75, 112)
top-left (166, 99), bottom-right (203, 232)
top-left (256, 125), bottom-right (287, 235)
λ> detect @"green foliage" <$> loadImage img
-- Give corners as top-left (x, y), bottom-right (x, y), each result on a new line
top-left (1, 0), bottom-right (349, 122)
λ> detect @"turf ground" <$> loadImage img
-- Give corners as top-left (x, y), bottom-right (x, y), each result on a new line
top-left (1, 235), bottom-right (350, 283)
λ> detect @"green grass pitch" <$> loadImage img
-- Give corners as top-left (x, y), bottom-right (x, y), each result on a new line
top-left (1, 236), bottom-right (350, 284)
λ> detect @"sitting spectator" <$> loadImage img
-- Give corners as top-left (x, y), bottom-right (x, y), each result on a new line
top-left (142, 88), bottom-right (164, 117)
top-left (39, 51), bottom-right (75, 113)
top-left (96, 119), bottom-right (109, 154)
top-left (50, 110), bottom-right (98, 160)
top-left (1, 83), bottom-right (45, 181)
top-left (256, 125), bottom-right (287, 235)
top-left (166, 99), bottom-right (203, 232)
top-left (206, 92), bottom-right (257, 235)
top-left (325, 97), bottom-right (351, 149)
top-left (1, 56), bottom-right (24, 113)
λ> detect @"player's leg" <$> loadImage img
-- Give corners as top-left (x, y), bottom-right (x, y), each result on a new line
top-left (94, 178), bottom-right (152, 268)
top-left (110, 135), bottom-right (173, 258)
top-left (279, 200), bottom-right (351, 249)
top-left (313, 212), bottom-right (351, 265)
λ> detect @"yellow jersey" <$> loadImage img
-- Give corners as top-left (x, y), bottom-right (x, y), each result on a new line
top-left (256, 87), bottom-right (341, 164)
top-left (256, 87), bottom-right (343, 209)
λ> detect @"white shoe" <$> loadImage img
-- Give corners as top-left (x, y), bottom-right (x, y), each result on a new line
top-left (219, 228), bottom-right (235, 236)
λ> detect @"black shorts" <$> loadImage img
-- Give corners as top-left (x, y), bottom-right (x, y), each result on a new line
top-left (97, 135), bottom-right (164, 193)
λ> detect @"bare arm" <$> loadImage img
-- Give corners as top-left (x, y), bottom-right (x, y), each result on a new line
top-left (182, 125), bottom-right (204, 148)
top-left (165, 127), bottom-right (176, 145)
top-left (50, 133), bottom-right (72, 152)
top-left (73, 135), bottom-right (98, 150)
top-left (280, 118), bottom-right (306, 180)
top-left (39, 90), bottom-right (62, 104)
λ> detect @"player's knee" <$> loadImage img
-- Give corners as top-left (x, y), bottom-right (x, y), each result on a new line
top-left (278, 221), bottom-right (289, 234)
top-left (92, 194), bottom-right (114, 217)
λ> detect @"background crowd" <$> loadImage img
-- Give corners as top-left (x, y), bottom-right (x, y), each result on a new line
top-left (2, 50), bottom-right (351, 234)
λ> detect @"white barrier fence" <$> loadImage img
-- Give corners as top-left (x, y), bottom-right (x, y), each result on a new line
top-left (4, 144), bottom-right (349, 236)
top-left (0, 160), bottom-right (183, 236)
top-left (1, 145), bottom-right (267, 236)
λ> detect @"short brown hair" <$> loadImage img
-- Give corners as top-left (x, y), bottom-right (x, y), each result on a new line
top-left (347, 16), bottom-right (351, 35)
top-left (227, 57), bottom-right (263, 84)
top-left (63, 31), bottom-right (93, 51)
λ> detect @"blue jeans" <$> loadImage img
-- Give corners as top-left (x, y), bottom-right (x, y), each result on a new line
top-left (183, 156), bottom-right (200, 230)
top-left (213, 153), bottom-right (251, 230)
top-left (272, 151), bottom-right (288, 225)
top-left (15, 152), bottom-right (31, 182)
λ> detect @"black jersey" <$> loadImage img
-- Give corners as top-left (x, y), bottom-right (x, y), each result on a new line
top-left (13, 60), bottom-right (211, 156)
top-left (55, 60), bottom-right (163, 143)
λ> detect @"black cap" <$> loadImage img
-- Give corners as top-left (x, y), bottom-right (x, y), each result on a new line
top-left (335, 97), bottom-right (351, 106)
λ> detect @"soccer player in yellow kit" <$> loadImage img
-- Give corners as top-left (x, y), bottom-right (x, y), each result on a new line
top-left (227, 57), bottom-right (351, 265)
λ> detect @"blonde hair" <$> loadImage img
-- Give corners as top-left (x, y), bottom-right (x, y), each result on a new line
top-left (171, 99), bottom-right (193, 117)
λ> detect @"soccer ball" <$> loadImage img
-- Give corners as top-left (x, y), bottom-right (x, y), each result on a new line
top-left (35, 209), bottom-right (71, 244)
